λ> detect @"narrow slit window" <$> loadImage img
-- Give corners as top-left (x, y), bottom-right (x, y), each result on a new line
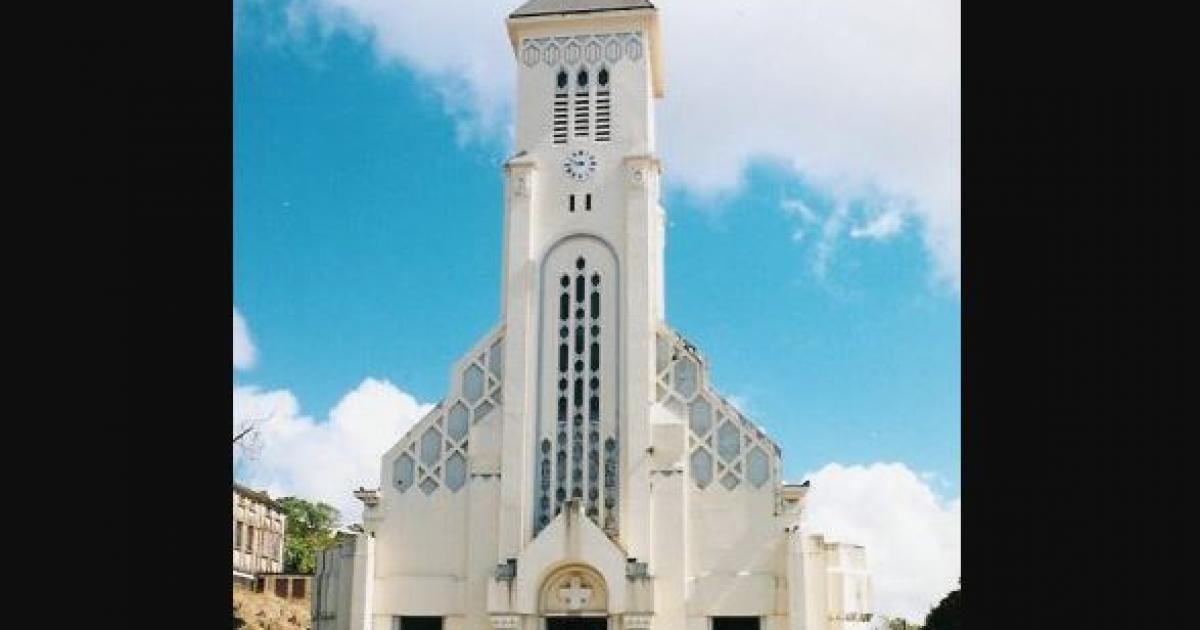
top-left (569, 195), bottom-right (575, 213)
top-left (586, 194), bottom-right (592, 211)
top-left (553, 69), bottom-right (569, 144)
top-left (574, 68), bottom-right (590, 139)
top-left (596, 67), bottom-right (611, 142)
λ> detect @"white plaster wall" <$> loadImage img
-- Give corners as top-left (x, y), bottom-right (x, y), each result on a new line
top-left (324, 7), bottom-right (874, 630)
top-left (685, 482), bottom-right (783, 616)
top-left (649, 419), bottom-right (688, 630)
top-left (367, 327), bottom-right (506, 624)
top-left (501, 9), bottom-right (666, 567)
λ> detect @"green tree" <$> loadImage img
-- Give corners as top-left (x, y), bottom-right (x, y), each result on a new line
top-left (923, 579), bottom-right (961, 630)
top-left (276, 496), bottom-right (340, 574)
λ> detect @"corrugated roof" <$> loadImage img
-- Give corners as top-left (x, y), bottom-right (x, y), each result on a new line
top-left (510, 0), bottom-right (654, 19)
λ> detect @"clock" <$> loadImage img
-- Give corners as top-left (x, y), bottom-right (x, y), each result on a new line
top-left (563, 150), bottom-right (598, 181)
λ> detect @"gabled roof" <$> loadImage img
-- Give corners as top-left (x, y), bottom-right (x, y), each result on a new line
top-left (510, 0), bottom-right (655, 19)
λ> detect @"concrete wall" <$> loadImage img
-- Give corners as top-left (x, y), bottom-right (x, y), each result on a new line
top-left (315, 534), bottom-right (376, 630)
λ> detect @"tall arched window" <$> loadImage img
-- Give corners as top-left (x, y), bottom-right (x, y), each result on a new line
top-left (535, 238), bottom-right (618, 539)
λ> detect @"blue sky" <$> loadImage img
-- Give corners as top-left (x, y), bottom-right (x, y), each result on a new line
top-left (233, 1), bottom-right (960, 619)
top-left (233, 9), bottom-right (959, 494)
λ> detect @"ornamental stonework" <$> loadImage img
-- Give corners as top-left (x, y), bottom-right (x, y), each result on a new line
top-left (521, 32), bottom-right (645, 68)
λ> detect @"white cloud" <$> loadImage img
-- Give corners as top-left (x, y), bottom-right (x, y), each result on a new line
top-left (781, 197), bottom-right (819, 225)
top-left (240, 0), bottom-right (959, 288)
top-left (233, 378), bottom-right (435, 520)
top-left (657, 0), bottom-right (960, 288)
top-left (803, 462), bottom-right (961, 623)
top-left (233, 308), bottom-right (258, 370)
top-left (850, 208), bottom-right (905, 241)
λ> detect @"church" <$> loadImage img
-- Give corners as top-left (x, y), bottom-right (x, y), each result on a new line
top-left (312, 2), bottom-right (872, 630)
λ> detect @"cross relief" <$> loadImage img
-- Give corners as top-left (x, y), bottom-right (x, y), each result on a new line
top-left (558, 576), bottom-right (593, 610)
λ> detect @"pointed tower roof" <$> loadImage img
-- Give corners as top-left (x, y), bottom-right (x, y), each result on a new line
top-left (510, 0), bottom-right (655, 19)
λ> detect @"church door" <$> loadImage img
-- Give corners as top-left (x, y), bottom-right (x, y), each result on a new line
top-left (712, 617), bottom-right (760, 630)
top-left (396, 617), bottom-right (443, 630)
top-left (545, 617), bottom-right (607, 630)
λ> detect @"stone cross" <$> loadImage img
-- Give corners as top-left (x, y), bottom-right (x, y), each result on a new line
top-left (559, 576), bottom-right (592, 610)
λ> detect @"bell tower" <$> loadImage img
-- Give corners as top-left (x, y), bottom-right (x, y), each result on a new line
top-left (496, 0), bottom-right (667, 565)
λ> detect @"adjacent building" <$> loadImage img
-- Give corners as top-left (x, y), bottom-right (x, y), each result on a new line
top-left (233, 482), bottom-right (287, 583)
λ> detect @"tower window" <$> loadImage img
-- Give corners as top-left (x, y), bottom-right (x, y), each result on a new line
top-left (586, 194), bottom-right (592, 211)
top-left (569, 195), bottom-right (575, 213)
top-left (553, 68), bottom-right (569, 144)
top-left (595, 66), bottom-right (611, 142)
top-left (538, 250), bottom-right (615, 538)
top-left (574, 69), bottom-right (590, 139)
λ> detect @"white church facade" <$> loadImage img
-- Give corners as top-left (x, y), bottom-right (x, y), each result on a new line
top-left (312, 2), bottom-right (872, 630)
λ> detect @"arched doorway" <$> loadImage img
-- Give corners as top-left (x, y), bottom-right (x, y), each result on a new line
top-left (539, 564), bottom-right (609, 630)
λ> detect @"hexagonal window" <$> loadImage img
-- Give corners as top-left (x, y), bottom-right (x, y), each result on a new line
top-left (394, 453), bottom-right (415, 492)
top-left (717, 422), bottom-right (741, 463)
top-left (447, 402), bottom-right (468, 442)
top-left (445, 452), bottom-right (467, 492)
top-left (690, 448), bottom-right (712, 489)
top-left (675, 356), bottom-right (698, 398)
top-left (689, 397), bottom-right (713, 436)
top-left (474, 400), bottom-right (494, 424)
top-left (419, 477), bottom-right (438, 495)
top-left (720, 473), bottom-right (739, 490)
top-left (655, 335), bottom-right (671, 374)
top-left (488, 340), bottom-right (504, 378)
top-left (665, 396), bottom-right (686, 420)
top-left (746, 446), bottom-right (769, 488)
top-left (420, 427), bottom-right (442, 467)
top-left (463, 364), bottom-right (485, 403)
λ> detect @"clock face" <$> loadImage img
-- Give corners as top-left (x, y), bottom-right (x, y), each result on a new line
top-left (563, 150), bottom-right (598, 181)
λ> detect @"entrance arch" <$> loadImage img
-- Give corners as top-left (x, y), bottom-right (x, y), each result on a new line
top-left (539, 564), bottom-right (609, 617)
